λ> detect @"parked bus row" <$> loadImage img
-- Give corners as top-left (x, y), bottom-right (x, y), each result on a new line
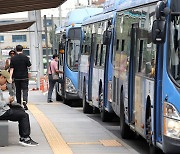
top-left (55, 0), bottom-right (180, 153)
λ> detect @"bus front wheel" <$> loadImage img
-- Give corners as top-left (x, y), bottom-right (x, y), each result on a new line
top-left (56, 86), bottom-right (62, 101)
top-left (82, 82), bottom-right (93, 114)
top-left (146, 113), bottom-right (159, 154)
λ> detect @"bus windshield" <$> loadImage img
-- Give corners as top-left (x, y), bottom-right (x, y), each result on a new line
top-left (169, 14), bottom-right (180, 84)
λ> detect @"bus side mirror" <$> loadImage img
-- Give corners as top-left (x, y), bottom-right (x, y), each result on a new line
top-left (103, 30), bottom-right (112, 45)
top-left (156, 1), bottom-right (170, 19)
top-left (152, 20), bottom-right (166, 44)
top-left (152, 1), bottom-right (170, 44)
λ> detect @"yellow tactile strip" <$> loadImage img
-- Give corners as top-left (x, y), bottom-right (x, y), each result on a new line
top-left (28, 104), bottom-right (73, 154)
top-left (67, 141), bottom-right (101, 145)
top-left (99, 140), bottom-right (122, 147)
top-left (67, 140), bottom-right (122, 147)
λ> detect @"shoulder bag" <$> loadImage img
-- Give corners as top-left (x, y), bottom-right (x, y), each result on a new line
top-left (49, 62), bottom-right (59, 80)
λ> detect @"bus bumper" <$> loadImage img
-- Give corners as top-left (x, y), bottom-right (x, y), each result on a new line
top-left (65, 92), bottom-right (80, 100)
top-left (163, 135), bottom-right (180, 153)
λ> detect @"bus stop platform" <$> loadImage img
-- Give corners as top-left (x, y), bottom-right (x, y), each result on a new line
top-left (0, 90), bottom-right (138, 154)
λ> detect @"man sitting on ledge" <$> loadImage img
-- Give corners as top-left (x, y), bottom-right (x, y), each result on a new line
top-left (0, 70), bottom-right (38, 147)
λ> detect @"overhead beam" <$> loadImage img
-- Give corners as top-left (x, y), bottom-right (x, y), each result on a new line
top-left (0, 20), bottom-right (35, 32)
top-left (0, 0), bottom-right (67, 14)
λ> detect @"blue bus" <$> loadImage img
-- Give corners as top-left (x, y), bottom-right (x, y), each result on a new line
top-left (55, 7), bottom-right (103, 104)
top-left (110, 0), bottom-right (180, 153)
top-left (78, 0), bottom-right (122, 121)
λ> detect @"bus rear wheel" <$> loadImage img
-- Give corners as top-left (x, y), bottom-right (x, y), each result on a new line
top-left (82, 83), bottom-right (93, 114)
top-left (99, 89), bottom-right (110, 122)
top-left (120, 92), bottom-right (132, 139)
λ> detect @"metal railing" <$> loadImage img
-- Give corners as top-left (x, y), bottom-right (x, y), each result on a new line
top-left (28, 70), bottom-right (40, 90)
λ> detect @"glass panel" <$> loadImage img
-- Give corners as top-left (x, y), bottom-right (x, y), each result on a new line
top-left (135, 5), bottom-right (156, 78)
top-left (82, 25), bottom-right (91, 54)
top-left (0, 35), bottom-right (4, 42)
top-left (169, 14), bottom-right (180, 83)
top-left (100, 44), bottom-right (106, 66)
top-left (171, 0), bottom-right (180, 13)
top-left (68, 28), bottom-right (81, 40)
top-left (12, 35), bottom-right (26, 42)
top-left (42, 34), bottom-right (46, 41)
top-left (67, 40), bottom-right (80, 71)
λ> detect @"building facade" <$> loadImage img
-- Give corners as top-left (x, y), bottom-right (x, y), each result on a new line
top-left (92, 0), bottom-right (105, 5)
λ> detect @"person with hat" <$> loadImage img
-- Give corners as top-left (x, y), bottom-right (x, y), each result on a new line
top-left (5, 50), bottom-right (16, 97)
top-left (0, 70), bottom-right (38, 147)
top-left (5, 50), bottom-right (16, 71)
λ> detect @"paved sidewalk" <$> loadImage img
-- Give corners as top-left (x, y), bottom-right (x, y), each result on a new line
top-left (0, 90), bottom-right (139, 154)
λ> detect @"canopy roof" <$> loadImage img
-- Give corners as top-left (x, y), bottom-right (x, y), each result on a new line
top-left (0, 20), bottom-right (35, 32)
top-left (0, 0), bottom-right (66, 15)
top-left (0, 0), bottom-right (66, 32)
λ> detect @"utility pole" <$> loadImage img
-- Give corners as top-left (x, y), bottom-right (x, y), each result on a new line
top-left (59, 5), bottom-right (62, 27)
top-left (44, 15), bottom-right (49, 74)
top-left (51, 15), bottom-right (55, 54)
top-left (88, 0), bottom-right (92, 5)
top-left (77, 0), bottom-right (80, 6)
top-left (28, 10), bottom-right (43, 89)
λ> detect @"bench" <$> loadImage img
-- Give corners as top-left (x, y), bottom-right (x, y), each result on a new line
top-left (0, 120), bottom-right (8, 146)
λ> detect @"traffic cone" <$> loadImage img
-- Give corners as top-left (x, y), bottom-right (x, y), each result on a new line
top-left (40, 77), bottom-right (44, 92)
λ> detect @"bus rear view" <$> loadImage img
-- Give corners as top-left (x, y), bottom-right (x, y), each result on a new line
top-left (56, 7), bottom-right (103, 104)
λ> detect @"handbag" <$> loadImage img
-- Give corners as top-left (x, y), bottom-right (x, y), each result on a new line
top-left (49, 62), bottom-right (59, 81)
top-left (52, 73), bottom-right (59, 80)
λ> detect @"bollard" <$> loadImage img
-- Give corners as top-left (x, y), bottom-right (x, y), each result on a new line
top-left (40, 77), bottom-right (44, 92)
top-left (45, 76), bottom-right (49, 91)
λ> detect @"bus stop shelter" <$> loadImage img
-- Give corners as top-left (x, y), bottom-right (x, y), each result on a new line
top-left (0, 0), bottom-right (66, 14)
top-left (0, 20), bottom-right (35, 32)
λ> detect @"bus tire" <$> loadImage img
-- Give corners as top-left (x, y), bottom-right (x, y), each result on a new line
top-left (82, 82), bottom-right (93, 114)
top-left (146, 107), bottom-right (159, 154)
top-left (149, 144), bottom-right (159, 154)
top-left (56, 86), bottom-right (62, 101)
top-left (63, 98), bottom-right (71, 106)
top-left (99, 88), bottom-right (110, 122)
top-left (120, 92), bottom-right (132, 139)
top-left (101, 105), bottom-right (111, 122)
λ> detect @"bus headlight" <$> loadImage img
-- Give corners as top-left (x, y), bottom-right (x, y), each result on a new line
top-left (65, 77), bottom-right (77, 94)
top-left (164, 102), bottom-right (180, 139)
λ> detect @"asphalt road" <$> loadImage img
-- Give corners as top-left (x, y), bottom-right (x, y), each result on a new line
top-left (73, 107), bottom-right (156, 154)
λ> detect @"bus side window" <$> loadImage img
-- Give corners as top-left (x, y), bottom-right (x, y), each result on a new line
top-left (59, 53), bottom-right (64, 66)
top-left (138, 40), bottom-right (144, 73)
top-left (121, 40), bottom-right (125, 51)
top-left (116, 39), bottom-right (119, 51)
top-left (100, 44), bottom-right (103, 66)
top-left (81, 45), bottom-right (84, 54)
top-left (85, 45), bottom-right (88, 54)
top-left (95, 44), bottom-right (99, 66)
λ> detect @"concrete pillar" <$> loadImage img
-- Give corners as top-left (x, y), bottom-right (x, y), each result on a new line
top-left (28, 10), bottom-right (44, 88)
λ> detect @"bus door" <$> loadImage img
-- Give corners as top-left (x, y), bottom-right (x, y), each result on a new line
top-left (92, 35), bottom-right (104, 107)
top-left (58, 41), bottom-right (65, 96)
top-left (88, 33), bottom-right (96, 101)
top-left (129, 22), bottom-right (155, 136)
top-left (128, 23), bottom-right (138, 125)
top-left (67, 39), bottom-right (80, 72)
